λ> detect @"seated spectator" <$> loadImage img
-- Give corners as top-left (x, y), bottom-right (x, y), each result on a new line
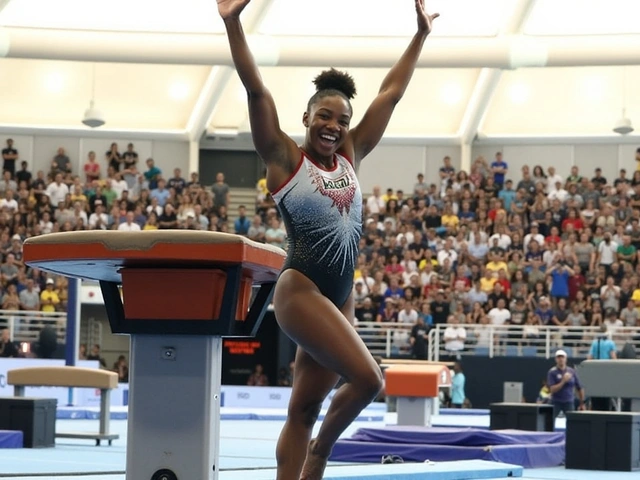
top-left (0, 328), bottom-right (18, 357)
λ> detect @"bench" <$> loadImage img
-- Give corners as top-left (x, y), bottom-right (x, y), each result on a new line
top-left (7, 366), bottom-right (119, 446)
top-left (385, 364), bottom-right (452, 426)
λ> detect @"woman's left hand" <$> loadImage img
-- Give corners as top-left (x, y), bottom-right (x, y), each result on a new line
top-left (415, 0), bottom-right (440, 35)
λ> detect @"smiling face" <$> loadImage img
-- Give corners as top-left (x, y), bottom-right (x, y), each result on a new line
top-left (303, 95), bottom-right (352, 160)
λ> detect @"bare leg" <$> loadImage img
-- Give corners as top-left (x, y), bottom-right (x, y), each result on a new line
top-left (273, 271), bottom-right (383, 480)
top-left (275, 347), bottom-right (339, 480)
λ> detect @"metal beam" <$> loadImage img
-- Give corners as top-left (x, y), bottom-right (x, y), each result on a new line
top-left (186, 0), bottom-right (276, 141)
top-left (459, 0), bottom-right (538, 148)
top-left (3, 27), bottom-right (640, 68)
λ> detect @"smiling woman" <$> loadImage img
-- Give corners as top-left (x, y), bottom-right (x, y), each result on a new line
top-left (218, 0), bottom-right (439, 479)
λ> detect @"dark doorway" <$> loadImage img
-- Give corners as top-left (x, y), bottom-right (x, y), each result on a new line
top-left (199, 149), bottom-right (262, 188)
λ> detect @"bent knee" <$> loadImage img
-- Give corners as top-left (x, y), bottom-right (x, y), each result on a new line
top-left (355, 369), bottom-right (384, 401)
top-left (288, 400), bottom-right (323, 428)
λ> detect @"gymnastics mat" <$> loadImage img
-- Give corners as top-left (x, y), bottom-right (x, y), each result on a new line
top-left (221, 459), bottom-right (523, 479)
top-left (0, 430), bottom-right (23, 448)
top-left (330, 427), bottom-right (564, 468)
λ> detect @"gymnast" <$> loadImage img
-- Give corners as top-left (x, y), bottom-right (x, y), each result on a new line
top-left (218, 1), bottom-right (439, 478)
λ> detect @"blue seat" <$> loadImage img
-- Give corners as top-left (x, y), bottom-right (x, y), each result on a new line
top-left (522, 346), bottom-right (538, 357)
top-left (505, 345), bottom-right (520, 357)
top-left (475, 347), bottom-right (490, 356)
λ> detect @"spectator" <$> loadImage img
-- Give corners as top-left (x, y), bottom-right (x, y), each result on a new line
top-left (234, 205), bottom-right (251, 235)
top-left (87, 344), bottom-right (107, 368)
top-left (0, 328), bottom-right (18, 357)
top-left (211, 172), bottom-right (230, 213)
top-left (51, 147), bottom-right (71, 176)
top-left (2, 139), bottom-right (18, 177)
top-left (40, 278), bottom-right (60, 312)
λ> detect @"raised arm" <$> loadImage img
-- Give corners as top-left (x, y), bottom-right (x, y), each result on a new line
top-left (218, 0), bottom-right (296, 164)
top-left (349, 0), bottom-right (439, 164)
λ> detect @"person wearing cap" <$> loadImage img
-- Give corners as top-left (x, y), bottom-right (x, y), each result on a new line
top-left (547, 349), bottom-right (585, 419)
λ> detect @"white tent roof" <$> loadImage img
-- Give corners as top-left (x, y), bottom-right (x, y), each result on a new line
top-left (0, 0), bottom-right (638, 142)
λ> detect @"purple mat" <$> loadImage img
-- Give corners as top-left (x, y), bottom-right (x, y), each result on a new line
top-left (330, 439), bottom-right (565, 468)
top-left (351, 426), bottom-right (565, 446)
top-left (0, 430), bottom-right (23, 448)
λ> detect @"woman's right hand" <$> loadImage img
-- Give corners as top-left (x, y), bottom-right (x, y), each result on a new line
top-left (217, 0), bottom-right (251, 20)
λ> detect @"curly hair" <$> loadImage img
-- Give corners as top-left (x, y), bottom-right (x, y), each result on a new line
top-left (307, 68), bottom-right (357, 112)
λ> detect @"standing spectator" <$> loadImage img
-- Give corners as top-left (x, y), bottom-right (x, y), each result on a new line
top-left (0, 329), bottom-right (18, 358)
top-left (234, 205), bottom-right (251, 235)
top-left (409, 316), bottom-right (429, 359)
top-left (15, 161), bottom-right (32, 187)
top-left (122, 143), bottom-right (138, 170)
top-left (105, 143), bottom-right (122, 173)
top-left (40, 278), bottom-right (60, 313)
top-left (547, 350), bottom-right (585, 419)
top-left (491, 152), bottom-right (508, 189)
top-left (450, 362), bottom-right (466, 408)
top-left (2, 139), bottom-right (18, 177)
top-left (144, 158), bottom-right (162, 190)
top-left (45, 174), bottom-right (69, 207)
top-left (83, 151), bottom-right (101, 183)
top-left (211, 172), bottom-right (230, 213)
top-left (443, 315), bottom-right (466, 358)
top-left (167, 168), bottom-right (186, 195)
top-left (51, 147), bottom-right (71, 176)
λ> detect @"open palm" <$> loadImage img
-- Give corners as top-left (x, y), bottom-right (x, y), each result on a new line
top-left (415, 0), bottom-right (439, 35)
top-left (217, 0), bottom-right (251, 20)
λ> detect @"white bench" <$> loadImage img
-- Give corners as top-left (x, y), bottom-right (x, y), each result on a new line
top-left (7, 366), bottom-right (119, 446)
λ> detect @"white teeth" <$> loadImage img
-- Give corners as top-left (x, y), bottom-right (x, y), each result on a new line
top-left (321, 134), bottom-right (337, 142)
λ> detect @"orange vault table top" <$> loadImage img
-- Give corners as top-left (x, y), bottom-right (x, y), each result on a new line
top-left (22, 230), bottom-right (286, 284)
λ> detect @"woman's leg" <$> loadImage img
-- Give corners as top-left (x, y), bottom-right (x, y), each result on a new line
top-left (273, 271), bottom-right (383, 480)
top-left (275, 347), bottom-right (340, 480)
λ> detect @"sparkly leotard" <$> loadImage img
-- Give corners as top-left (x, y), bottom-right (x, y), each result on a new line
top-left (271, 151), bottom-right (362, 308)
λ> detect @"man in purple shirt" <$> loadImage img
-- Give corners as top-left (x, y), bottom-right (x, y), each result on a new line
top-left (547, 349), bottom-right (585, 419)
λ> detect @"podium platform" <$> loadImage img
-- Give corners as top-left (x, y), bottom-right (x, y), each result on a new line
top-left (24, 231), bottom-right (286, 480)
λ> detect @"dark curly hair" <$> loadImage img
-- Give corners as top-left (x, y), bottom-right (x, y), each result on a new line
top-left (307, 68), bottom-right (357, 113)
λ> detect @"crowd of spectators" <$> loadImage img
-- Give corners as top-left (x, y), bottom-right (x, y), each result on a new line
top-left (3, 133), bottom-right (640, 363)
top-left (352, 150), bottom-right (640, 359)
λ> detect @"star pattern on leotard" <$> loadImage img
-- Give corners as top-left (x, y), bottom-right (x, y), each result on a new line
top-left (307, 160), bottom-right (357, 216)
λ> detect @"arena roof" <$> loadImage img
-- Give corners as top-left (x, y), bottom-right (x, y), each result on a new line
top-left (0, 0), bottom-right (639, 144)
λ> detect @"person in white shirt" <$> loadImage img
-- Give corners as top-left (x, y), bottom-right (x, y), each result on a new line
top-left (547, 180), bottom-right (568, 203)
top-left (0, 190), bottom-right (18, 212)
top-left (597, 234), bottom-right (618, 269)
top-left (398, 304), bottom-right (418, 324)
top-left (489, 225), bottom-right (511, 250)
top-left (546, 167), bottom-right (564, 193)
top-left (524, 223), bottom-right (545, 254)
top-left (45, 173), bottom-right (69, 207)
top-left (111, 173), bottom-right (129, 200)
top-left (366, 185), bottom-right (386, 215)
top-left (488, 298), bottom-right (511, 326)
top-left (443, 315), bottom-right (467, 355)
top-left (437, 238), bottom-right (458, 266)
top-left (88, 204), bottom-right (109, 229)
top-left (118, 211), bottom-right (141, 231)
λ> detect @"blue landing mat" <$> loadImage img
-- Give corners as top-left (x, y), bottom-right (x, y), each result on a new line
top-left (352, 426), bottom-right (565, 446)
top-left (221, 460), bottom-right (522, 479)
top-left (331, 427), bottom-right (565, 468)
top-left (438, 408), bottom-right (489, 416)
top-left (0, 430), bottom-right (22, 448)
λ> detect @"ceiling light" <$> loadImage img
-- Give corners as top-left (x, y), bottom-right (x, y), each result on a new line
top-left (613, 109), bottom-right (634, 135)
top-left (82, 100), bottom-right (105, 128)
